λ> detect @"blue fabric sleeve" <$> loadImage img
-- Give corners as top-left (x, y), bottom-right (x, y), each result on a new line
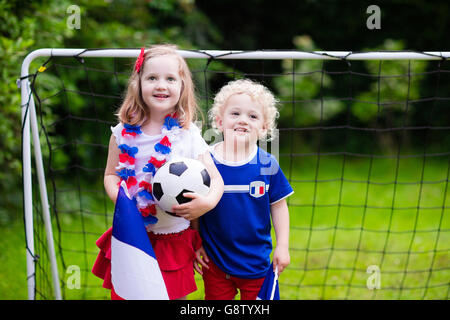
top-left (268, 156), bottom-right (294, 204)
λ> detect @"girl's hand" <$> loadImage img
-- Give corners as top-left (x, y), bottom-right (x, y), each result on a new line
top-left (171, 192), bottom-right (214, 220)
top-left (194, 246), bottom-right (210, 275)
top-left (273, 245), bottom-right (290, 274)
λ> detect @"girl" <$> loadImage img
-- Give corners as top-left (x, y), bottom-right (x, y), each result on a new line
top-left (92, 44), bottom-right (224, 300)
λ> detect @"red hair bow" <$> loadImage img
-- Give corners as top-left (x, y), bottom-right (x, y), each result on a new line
top-left (135, 47), bottom-right (145, 73)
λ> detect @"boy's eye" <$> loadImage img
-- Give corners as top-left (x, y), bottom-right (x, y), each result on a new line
top-left (231, 112), bottom-right (239, 116)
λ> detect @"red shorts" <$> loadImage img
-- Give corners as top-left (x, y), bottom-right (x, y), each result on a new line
top-left (202, 260), bottom-right (265, 300)
top-left (148, 228), bottom-right (202, 300)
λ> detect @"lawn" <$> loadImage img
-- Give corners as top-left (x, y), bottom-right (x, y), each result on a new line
top-left (281, 155), bottom-right (449, 300)
top-left (1, 155), bottom-right (448, 300)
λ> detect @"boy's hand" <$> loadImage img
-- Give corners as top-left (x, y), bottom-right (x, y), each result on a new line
top-left (273, 245), bottom-right (290, 274)
top-left (194, 246), bottom-right (210, 275)
top-left (171, 192), bottom-right (213, 220)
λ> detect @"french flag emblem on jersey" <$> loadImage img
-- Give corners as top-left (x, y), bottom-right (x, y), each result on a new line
top-left (110, 182), bottom-right (169, 300)
top-left (249, 181), bottom-right (266, 198)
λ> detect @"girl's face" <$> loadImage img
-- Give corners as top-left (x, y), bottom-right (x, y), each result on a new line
top-left (217, 93), bottom-right (267, 147)
top-left (140, 55), bottom-right (182, 116)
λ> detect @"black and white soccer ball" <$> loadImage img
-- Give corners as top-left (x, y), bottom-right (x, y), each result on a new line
top-left (152, 157), bottom-right (211, 215)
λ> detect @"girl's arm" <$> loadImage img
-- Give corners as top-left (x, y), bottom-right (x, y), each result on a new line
top-left (172, 151), bottom-right (224, 220)
top-left (104, 134), bottom-right (121, 203)
top-left (271, 198), bottom-right (290, 274)
top-left (197, 150), bottom-right (225, 207)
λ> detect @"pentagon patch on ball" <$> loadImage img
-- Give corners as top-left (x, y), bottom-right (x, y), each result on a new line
top-left (152, 157), bottom-right (211, 215)
top-left (169, 161), bottom-right (188, 176)
top-left (152, 182), bottom-right (164, 201)
top-left (176, 189), bottom-right (194, 205)
top-left (201, 169), bottom-right (211, 187)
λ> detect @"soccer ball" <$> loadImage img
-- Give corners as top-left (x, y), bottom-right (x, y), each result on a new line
top-left (152, 157), bottom-right (211, 215)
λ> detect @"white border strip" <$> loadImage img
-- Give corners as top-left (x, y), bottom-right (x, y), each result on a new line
top-left (224, 184), bottom-right (271, 193)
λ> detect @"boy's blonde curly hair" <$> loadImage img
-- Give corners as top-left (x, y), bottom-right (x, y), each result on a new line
top-left (209, 79), bottom-right (279, 141)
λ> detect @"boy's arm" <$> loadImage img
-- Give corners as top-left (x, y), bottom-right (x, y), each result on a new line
top-left (271, 198), bottom-right (290, 273)
top-left (191, 218), bottom-right (199, 231)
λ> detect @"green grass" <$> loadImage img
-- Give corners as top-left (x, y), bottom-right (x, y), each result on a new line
top-left (1, 156), bottom-right (449, 300)
top-left (280, 155), bottom-right (449, 300)
top-left (0, 221), bottom-right (27, 299)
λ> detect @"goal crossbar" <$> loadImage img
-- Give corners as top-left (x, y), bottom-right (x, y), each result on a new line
top-left (20, 48), bottom-right (450, 300)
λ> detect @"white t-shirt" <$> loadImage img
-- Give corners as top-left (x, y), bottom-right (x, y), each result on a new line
top-left (112, 122), bottom-right (209, 234)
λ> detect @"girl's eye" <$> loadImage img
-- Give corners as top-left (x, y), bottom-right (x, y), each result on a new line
top-left (148, 76), bottom-right (156, 81)
top-left (250, 114), bottom-right (258, 119)
top-left (168, 77), bottom-right (176, 82)
top-left (231, 112), bottom-right (239, 116)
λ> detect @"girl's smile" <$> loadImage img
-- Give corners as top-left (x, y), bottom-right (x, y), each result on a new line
top-left (153, 94), bottom-right (170, 99)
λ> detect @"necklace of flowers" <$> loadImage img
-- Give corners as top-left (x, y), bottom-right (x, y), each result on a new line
top-left (115, 111), bottom-right (182, 227)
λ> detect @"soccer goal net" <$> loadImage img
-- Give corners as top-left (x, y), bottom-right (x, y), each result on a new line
top-left (20, 49), bottom-right (450, 300)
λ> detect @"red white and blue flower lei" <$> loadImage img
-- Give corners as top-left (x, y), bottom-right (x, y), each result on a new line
top-left (116, 112), bottom-right (182, 227)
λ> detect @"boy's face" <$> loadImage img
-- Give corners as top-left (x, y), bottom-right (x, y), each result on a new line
top-left (216, 93), bottom-right (267, 148)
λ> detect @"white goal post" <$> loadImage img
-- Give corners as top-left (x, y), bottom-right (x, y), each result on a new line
top-left (20, 49), bottom-right (450, 300)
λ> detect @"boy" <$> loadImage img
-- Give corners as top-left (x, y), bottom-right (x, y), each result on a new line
top-left (196, 79), bottom-right (293, 300)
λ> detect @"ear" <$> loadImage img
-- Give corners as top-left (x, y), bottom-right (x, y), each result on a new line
top-left (176, 81), bottom-right (185, 113)
top-left (180, 80), bottom-right (185, 95)
top-left (258, 123), bottom-right (268, 139)
top-left (259, 128), bottom-right (268, 139)
top-left (177, 81), bottom-right (184, 104)
top-left (215, 115), bottom-right (223, 131)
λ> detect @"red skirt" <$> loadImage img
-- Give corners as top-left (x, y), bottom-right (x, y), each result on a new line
top-left (92, 227), bottom-right (202, 300)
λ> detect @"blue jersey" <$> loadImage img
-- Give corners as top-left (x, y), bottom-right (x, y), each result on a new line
top-left (199, 147), bottom-right (294, 279)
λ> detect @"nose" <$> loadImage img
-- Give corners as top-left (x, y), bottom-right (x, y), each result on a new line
top-left (155, 79), bottom-right (167, 90)
top-left (237, 115), bottom-right (248, 125)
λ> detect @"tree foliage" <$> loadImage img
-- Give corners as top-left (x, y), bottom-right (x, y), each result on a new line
top-left (2, 0), bottom-right (448, 222)
top-left (0, 0), bottom-right (76, 222)
top-left (0, 0), bottom-right (220, 222)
